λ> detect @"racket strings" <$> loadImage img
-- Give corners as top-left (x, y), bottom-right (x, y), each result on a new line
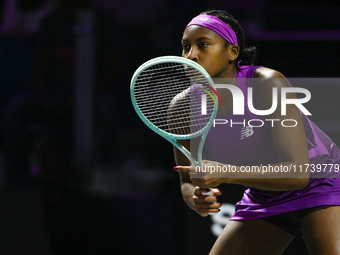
top-left (134, 62), bottom-right (216, 136)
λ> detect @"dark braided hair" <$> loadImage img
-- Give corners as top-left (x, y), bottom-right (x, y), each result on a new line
top-left (201, 10), bottom-right (257, 67)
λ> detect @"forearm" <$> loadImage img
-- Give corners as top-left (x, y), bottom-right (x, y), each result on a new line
top-left (222, 161), bottom-right (310, 191)
top-left (173, 142), bottom-right (197, 209)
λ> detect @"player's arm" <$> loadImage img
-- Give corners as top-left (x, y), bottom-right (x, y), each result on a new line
top-left (168, 92), bottom-right (197, 210)
top-left (174, 141), bottom-right (222, 216)
top-left (227, 68), bottom-right (310, 190)
top-left (176, 68), bottom-right (310, 191)
top-left (173, 140), bottom-right (196, 210)
top-left (169, 89), bottom-right (222, 215)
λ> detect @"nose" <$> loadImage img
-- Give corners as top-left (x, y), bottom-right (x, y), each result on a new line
top-left (185, 47), bottom-right (198, 61)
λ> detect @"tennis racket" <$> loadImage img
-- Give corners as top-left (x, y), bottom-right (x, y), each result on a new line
top-left (130, 56), bottom-right (218, 197)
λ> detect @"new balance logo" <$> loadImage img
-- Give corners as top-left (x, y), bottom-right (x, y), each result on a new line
top-left (240, 126), bottom-right (254, 140)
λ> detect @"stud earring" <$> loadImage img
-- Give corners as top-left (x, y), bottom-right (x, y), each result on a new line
top-left (231, 57), bottom-right (234, 60)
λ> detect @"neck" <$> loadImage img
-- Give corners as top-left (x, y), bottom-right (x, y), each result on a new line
top-left (214, 62), bottom-right (238, 80)
top-left (214, 64), bottom-right (238, 117)
top-left (214, 63), bottom-right (238, 85)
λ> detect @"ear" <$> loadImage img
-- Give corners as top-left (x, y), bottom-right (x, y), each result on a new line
top-left (229, 45), bottom-right (240, 60)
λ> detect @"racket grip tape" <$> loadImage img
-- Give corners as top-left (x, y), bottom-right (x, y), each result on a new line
top-left (201, 188), bottom-right (214, 196)
top-left (201, 188), bottom-right (218, 216)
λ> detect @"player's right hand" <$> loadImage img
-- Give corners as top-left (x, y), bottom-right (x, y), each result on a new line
top-left (193, 187), bottom-right (222, 217)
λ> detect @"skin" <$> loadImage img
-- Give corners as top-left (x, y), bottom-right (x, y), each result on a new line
top-left (174, 24), bottom-right (340, 254)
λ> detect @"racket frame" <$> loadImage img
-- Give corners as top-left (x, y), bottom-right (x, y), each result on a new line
top-left (130, 56), bottom-right (218, 168)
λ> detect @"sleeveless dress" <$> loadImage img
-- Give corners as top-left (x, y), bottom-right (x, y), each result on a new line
top-left (203, 65), bottom-right (340, 220)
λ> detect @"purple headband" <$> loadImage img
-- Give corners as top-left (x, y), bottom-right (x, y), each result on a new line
top-left (185, 14), bottom-right (252, 70)
top-left (185, 14), bottom-right (238, 45)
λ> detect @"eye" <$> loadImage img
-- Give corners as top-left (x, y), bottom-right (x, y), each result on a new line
top-left (199, 42), bottom-right (209, 48)
top-left (182, 43), bottom-right (190, 51)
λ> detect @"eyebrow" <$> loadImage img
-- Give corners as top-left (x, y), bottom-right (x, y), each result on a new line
top-left (182, 36), bottom-right (213, 42)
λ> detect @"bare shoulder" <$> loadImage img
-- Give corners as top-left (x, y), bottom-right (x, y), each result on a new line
top-left (253, 67), bottom-right (292, 91)
top-left (252, 67), bottom-right (292, 110)
top-left (168, 88), bottom-right (191, 135)
top-left (169, 88), bottom-right (190, 113)
top-left (254, 67), bottom-right (286, 79)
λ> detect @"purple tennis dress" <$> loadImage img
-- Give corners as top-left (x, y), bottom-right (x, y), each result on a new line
top-left (204, 65), bottom-right (340, 220)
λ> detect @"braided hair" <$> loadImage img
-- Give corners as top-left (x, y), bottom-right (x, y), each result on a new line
top-left (201, 10), bottom-right (257, 67)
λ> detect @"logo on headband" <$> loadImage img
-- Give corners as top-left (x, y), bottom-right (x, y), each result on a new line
top-left (199, 17), bottom-right (209, 21)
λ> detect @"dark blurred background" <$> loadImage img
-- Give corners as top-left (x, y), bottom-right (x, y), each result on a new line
top-left (0, 0), bottom-right (339, 254)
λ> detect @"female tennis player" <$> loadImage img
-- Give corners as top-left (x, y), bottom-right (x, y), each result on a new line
top-left (174, 9), bottom-right (340, 255)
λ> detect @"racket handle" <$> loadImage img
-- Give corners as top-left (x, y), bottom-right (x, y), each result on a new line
top-left (201, 188), bottom-right (214, 196)
top-left (201, 188), bottom-right (218, 216)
